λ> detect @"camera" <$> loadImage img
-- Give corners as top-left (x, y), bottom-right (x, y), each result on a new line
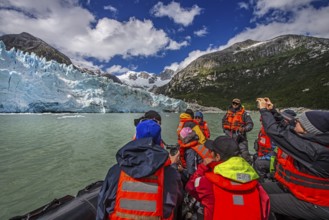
top-left (165, 144), bottom-right (180, 156)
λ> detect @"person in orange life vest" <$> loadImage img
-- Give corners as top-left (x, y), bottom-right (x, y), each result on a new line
top-left (222, 98), bottom-right (254, 164)
top-left (185, 136), bottom-right (270, 220)
top-left (96, 119), bottom-right (183, 220)
top-left (253, 109), bottom-right (297, 181)
top-left (177, 109), bottom-right (208, 177)
top-left (195, 111), bottom-right (210, 139)
top-left (178, 126), bottom-right (200, 185)
top-left (256, 97), bottom-right (329, 220)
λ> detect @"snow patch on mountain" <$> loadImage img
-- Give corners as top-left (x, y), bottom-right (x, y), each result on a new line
top-left (117, 70), bottom-right (172, 90)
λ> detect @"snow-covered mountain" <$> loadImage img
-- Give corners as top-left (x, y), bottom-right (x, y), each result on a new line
top-left (0, 41), bottom-right (187, 113)
top-left (117, 69), bottom-right (174, 90)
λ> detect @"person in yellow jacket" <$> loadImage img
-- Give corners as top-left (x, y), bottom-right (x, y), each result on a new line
top-left (177, 109), bottom-right (208, 177)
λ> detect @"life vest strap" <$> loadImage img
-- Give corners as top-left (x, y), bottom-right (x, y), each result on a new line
top-left (277, 165), bottom-right (329, 189)
top-left (116, 211), bottom-right (161, 220)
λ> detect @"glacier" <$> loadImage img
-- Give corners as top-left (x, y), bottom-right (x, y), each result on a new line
top-left (0, 41), bottom-right (187, 113)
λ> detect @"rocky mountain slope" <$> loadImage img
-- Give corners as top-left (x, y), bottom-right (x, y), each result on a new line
top-left (0, 32), bottom-right (72, 65)
top-left (155, 35), bottom-right (329, 110)
top-left (0, 32), bottom-right (121, 84)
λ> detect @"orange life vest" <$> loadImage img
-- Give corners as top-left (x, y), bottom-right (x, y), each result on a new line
top-left (199, 121), bottom-right (210, 139)
top-left (275, 148), bottom-right (329, 207)
top-left (176, 118), bottom-right (199, 137)
top-left (109, 160), bottom-right (173, 220)
top-left (177, 118), bottom-right (211, 167)
top-left (257, 126), bottom-right (272, 157)
top-left (205, 172), bottom-right (262, 220)
top-left (177, 140), bottom-right (211, 168)
top-left (223, 108), bottom-right (246, 131)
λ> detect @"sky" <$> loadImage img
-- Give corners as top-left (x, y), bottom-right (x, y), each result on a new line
top-left (0, 0), bottom-right (329, 75)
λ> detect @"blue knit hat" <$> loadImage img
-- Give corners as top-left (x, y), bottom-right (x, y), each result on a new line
top-left (136, 119), bottom-right (162, 145)
top-left (195, 111), bottom-right (203, 118)
top-left (298, 111), bottom-right (329, 134)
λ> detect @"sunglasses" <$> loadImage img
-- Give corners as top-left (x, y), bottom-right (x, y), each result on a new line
top-left (232, 102), bottom-right (240, 105)
top-left (195, 116), bottom-right (202, 119)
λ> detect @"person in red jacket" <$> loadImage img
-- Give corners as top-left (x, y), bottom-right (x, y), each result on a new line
top-left (185, 135), bottom-right (270, 220)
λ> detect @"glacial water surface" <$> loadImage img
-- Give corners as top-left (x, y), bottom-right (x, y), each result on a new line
top-left (0, 112), bottom-right (261, 219)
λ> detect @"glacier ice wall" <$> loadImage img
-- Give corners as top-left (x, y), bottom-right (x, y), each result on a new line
top-left (0, 41), bottom-right (187, 113)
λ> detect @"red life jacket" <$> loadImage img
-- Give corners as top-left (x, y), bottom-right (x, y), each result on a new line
top-left (199, 121), bottom-right (210, 139)
top-left (205, 172), bottom-right (262, 220)
top-left (223, 108), bottom-right (246, 131)
top-left (257, 126), bottom-right (272, 157)
top-left (275, 148), bottom-right (329, 207)
top-left (109, 159), bottom-right (173, 220)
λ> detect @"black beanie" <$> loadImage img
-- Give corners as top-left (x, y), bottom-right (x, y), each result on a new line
top-left (298, 111), bottom-right (329, 134)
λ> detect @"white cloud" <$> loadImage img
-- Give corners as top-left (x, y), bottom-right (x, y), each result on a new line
top-left (104, 5), bottom-right (118, 14)
top-left (106, 65), bottom-right (131, 74)
top-left (253, 0), bottom-right (315, 17)
top-left (166, 39), bottom-right (189, 50)
top-left (165, 47), bottom-right (217, 72)
top-left (222, 4), bottom-right (329, 49)
top-left (167, 1), bottom-right (329, 72)
top-left (150, 2), bottom-right (202, 26)
top-left (0, 0), bottom-right (186, 65)
top-left (238, 2), bottom-right (249, 10)
top-left (194, 26), bottom-right (208, 37)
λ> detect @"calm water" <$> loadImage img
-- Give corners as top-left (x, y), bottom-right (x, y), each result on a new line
top-left (0, 112), bottom-right (260, 219)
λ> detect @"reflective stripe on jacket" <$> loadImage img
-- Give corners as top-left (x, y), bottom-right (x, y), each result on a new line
top-left (110, 160), bottom-right (172, 220)
top-left (206, 157), bottom-right (261, 220)
top-left (275, 148), bottom-right (329, 207)
top-left (257, 126), bottom-right (272, 157)
top-left (223, 108), bottom-right (246, 131)
top-left (205, 173), bottom-right (261, 219)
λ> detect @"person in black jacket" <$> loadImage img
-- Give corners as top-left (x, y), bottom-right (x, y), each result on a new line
top-left (256, 97), bottom-right (329, 220)
top-left (96, 118), bottom-right (183, 220)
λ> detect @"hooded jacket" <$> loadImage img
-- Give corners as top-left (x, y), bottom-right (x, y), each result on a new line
top-left (260, 109), bottom-right (329, 178)
top-left (185, 158), bottom-right (269, 220)
top-left (178, 113), bottom-right (206, 144)
top-left (96, 138), bottom-right (183, 220)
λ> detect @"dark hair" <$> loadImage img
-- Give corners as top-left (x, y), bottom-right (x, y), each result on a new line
top-left (185, 109), bottom-right (194, 118)
top-left (134, 110), bottom-right (161, 126)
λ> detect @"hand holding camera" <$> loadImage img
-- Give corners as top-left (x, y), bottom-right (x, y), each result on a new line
top-left (256, 97), bottom-right (273, 110)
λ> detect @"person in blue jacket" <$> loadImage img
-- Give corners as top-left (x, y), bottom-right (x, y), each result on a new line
top-left (96, 117), bottom-right (183, 220)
